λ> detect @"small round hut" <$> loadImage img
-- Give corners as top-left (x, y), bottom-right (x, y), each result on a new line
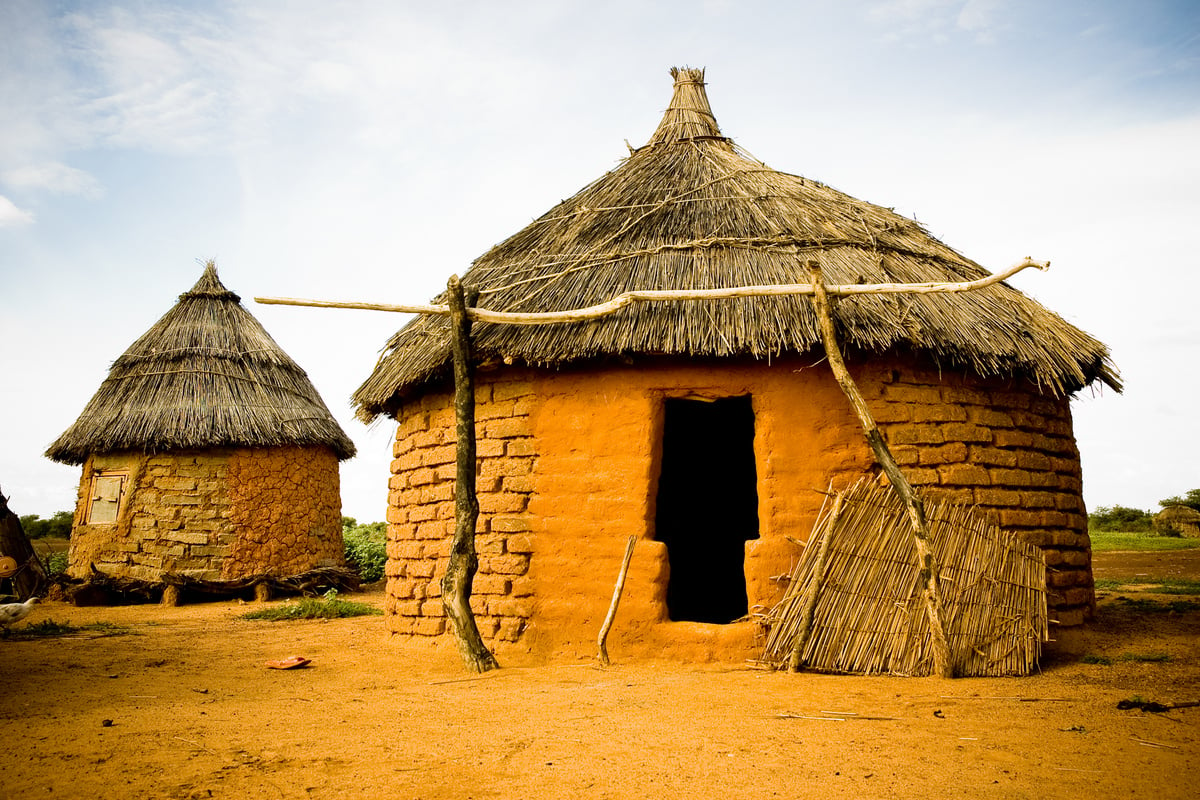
top-left (354, 68), bottom-right (1119, 661)
top-left (47, 262), bottom-right (355, 585)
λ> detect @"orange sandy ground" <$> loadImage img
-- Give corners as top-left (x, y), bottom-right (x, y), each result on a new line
top-left (1, 551), bottom-right (1197, 800)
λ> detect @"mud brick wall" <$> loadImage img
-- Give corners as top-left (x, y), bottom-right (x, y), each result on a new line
top-left (384, 372), bottom-right (537, 642)
top-left (68, 446), bottom-right (343, 582)
top-left (858, 360), bottom-right (1094, 625)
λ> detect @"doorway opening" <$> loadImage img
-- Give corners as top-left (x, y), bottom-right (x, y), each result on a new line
top-left (654, 395), bottom-right (759, 624)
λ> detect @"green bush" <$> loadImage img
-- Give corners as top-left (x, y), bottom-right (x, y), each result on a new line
top-left (1159, 488), bottom-right (1200, 512)
top-left (19, 511), bottom-right (73, 539)
top-left (342, 520), bottom-right (387, 583)
top-left (1088, 505), bottom-right (1154, 532)
top-left (43, 551), bottom-right (69, 577)
top-left (241, 589), bottom-right (382, 621)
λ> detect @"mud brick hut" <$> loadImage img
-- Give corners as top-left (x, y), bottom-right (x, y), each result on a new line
top-left (47, 262), bottom-right (355, 585)
top-left (353, 68), bottom-right (1119, 661)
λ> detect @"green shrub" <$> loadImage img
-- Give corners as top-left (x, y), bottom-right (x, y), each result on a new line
top-left (1088, 505), bottom-right (1154, 532)
top-left (343, 521), bottom-right (387, 583)
top-left (241, 589), bottom-right (382, 621)
top-left (1159, 488), bottom-right (1200, 512)
top-left (44, 551), bottom-right (69, 577)
top-left (19, 511), bottom-right (73, 539)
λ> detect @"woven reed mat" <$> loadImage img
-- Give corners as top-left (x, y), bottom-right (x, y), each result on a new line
top-left (761, 480), bottom-right (1048, 677)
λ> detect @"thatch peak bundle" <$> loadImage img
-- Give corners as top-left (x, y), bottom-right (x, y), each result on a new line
top-left (646, 67), bottom-right (725, 146)
top-left (353, 67), bottom-right (1119, 421)
top-left (47, 260), bottom-right (355, 463)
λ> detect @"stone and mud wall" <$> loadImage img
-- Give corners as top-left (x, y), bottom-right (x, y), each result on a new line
top-left (382, 354), bottom-right (1093, 660)
top-left (68, 446), bottom-right (343, 581)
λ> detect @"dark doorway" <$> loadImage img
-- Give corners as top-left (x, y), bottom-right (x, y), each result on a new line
top-left (654, 395), bottom-right (759, 624)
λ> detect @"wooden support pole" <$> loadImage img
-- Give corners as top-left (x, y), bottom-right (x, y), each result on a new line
top-left (807, 262), bottom-right (955, 678)
top-left (441, 275), bottom-right (500, 674)
top-left (597, 535), bottom-right (637, 667)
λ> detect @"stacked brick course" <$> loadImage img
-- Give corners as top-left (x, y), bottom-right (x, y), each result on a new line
top-left (68, 446), bottom-right (343, 582)
top-left (858, 360), bottom-right (1093, 625)
top-left (384, 372), bottom-right (537, 641)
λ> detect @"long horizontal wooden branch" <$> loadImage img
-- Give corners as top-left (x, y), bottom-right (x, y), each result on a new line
top-left (255, 258), bottom-right (1047, 327)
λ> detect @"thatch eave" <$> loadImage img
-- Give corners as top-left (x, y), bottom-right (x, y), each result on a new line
top-left (352, 67), bottom-right (1119, 422)
top-left (48, 261), bottom-right (356, 464)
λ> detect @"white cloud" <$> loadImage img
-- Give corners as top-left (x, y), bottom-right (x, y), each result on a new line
top-left (0, 195), bottom-right (35, 227)
top-left (2, 162), bottom-right (102, 197)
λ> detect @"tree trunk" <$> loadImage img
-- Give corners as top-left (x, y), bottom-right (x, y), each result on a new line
top-left (807, 263), bottom-right (955, 678)
top-left (0, 487), bottom-right (49, 600)
top-left (440, 276), bottom-right (500, 673)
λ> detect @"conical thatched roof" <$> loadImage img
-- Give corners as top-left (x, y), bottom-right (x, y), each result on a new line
top-left (354, 67), bottom-right (1119, 422)
top-left (47, 262), bottom-right (355, 464)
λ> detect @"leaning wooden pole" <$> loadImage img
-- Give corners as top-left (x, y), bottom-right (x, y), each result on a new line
top-left (807, 262), bottom-right (955, 678)
top-left (441, 275), bottom-right (500, 673)
top-left (597, 535), bottom-right (637, 667)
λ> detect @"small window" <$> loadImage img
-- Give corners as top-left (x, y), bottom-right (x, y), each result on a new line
top-left (87, 471), bottom-right (128, 524)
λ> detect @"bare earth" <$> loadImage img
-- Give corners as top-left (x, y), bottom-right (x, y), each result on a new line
top-left (2, 551), bottom-right (1198, 800)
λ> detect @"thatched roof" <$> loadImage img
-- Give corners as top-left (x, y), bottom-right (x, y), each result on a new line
top-left (47, 262), bottom-right (355, 464)
top-left (354, 67), bottom-right (1119, 422)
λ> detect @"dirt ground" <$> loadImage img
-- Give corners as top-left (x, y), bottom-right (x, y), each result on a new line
top-left (1, 550), bottom-right (1198, 800)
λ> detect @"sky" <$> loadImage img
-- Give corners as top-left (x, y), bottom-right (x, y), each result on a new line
top-left (2, 0), bottom-right (1197, 523)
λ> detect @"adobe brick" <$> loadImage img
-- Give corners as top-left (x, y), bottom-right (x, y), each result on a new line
top-left (968, 446), bottom-right (1017, 468)
top-left (942, 387), bottom-right (992, 405)
top-left (990, 468), bottom-right (1033, 487)
top-left (880, 384), bottom-right (939, 403)
top-left (509, 577), bottom-right (535, 597)
top-left (869, 403), bottom-right (911, 424)
top-left (919, 442), bottom-right (969, 465)
top-left (479, 492), bottom-right (529, 514)
top-left (477, 535), bottom-right (506, 556)
top-left (493, 380), bottom-right (534, 402)
top-left (941, 423), bottom-right (993, 443)
top-left (992, 429), bottom-right (1034, 448)
top-left (490, 597), bottom-right (534, 618)
top-left (415, 520), bottom-right (449, 539)
top-left (1059, 587), bottom-right (1094, 606)
top-left (506, 534), bottom-right (534, 554)
top-left (473, 574), bottom-right (511, 595)
top-left (420, 599), bottom-right (446, 617)
top-left (505, 438), bottom-right (537, 457)
top-left (999, 509), bottom-right (1044, 528)
top-left (906, 468), bottom-right (940, 486)
top-left (413, 618), bottom-right (446, 636)
top-left (991, 391), bottom-right (1032, 410)
top-left (484, 417), bottom-right (531, 439)
top-left (496, 617), bottom-right (527, 642)
top-left (503, 475), bottom-right (535, 494)
top-left (891, 446), bottom-right (920, 466)
top-left (511, 394), bottom-right (537, 416)
top-left (888, 425), bottom-right (944, 445)
top-left (475, 439), bottom-right (506, 458)
top-left (1053, 608), bottom-right (1087, 627)
top-left (489, 516), bottom-right (531, 534)
top-left (966, 408), bottom-right (1015, 428)
top-left (479, 457), bottom-right (533, 478)
top-left (911, 405), bottom-right (967, 423)
top-left (420, 444), bottom-right (458, 468)
top-left (1016, 451), bottom-right (1051, 471)
top-left (419, 483), bottom-right (454, 505)
top-left (408, 467), bottom-right (437, 487)
top-left (484, 554), bottom-right (531, 575)
top-left (1011, 411), bottom-right (1047, 430)
top-left (475, 399), bottom-right (516, 421)
top-left (938, 463), bottom-right (991, 486)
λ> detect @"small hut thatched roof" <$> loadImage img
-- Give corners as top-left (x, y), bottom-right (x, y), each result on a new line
top-left (47, 262), bottom-right (355, 464)
top-left (354, 67), bottom-right (1119, 422)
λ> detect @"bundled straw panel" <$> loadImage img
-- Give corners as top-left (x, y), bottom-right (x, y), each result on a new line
top-left (762, 480), bottom-right (1047, 677)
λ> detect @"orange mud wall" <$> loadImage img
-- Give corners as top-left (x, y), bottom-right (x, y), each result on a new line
top-left (383, 354), bottom-right (1092, 662)
top-left (68, 446), bottom-right (344, 581)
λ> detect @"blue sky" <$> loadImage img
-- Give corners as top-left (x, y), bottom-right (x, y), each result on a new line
top-left (2, 0), bottom-right (1198, 522)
